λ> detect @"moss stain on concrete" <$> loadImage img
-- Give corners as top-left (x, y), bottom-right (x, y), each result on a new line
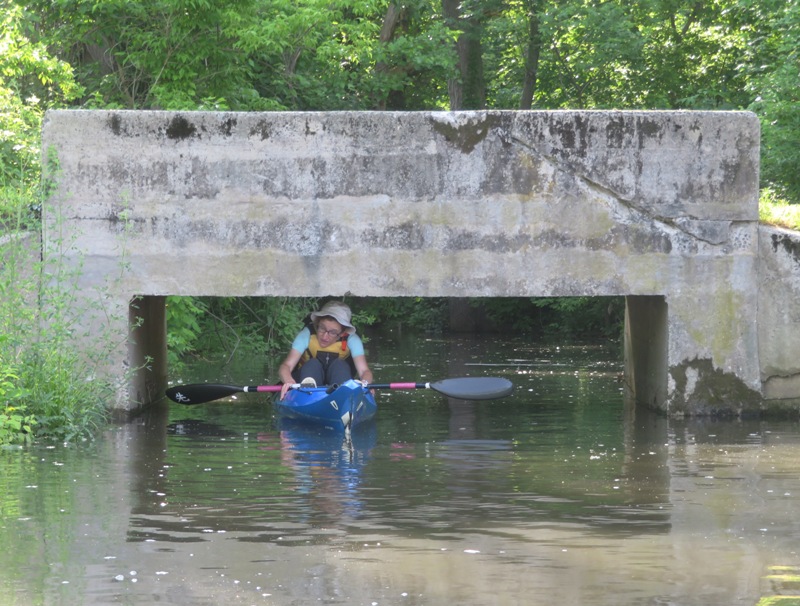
top-left (429, 114), bottom-right (504, 154)
top-left (669, 358), bottom-right (761, 417)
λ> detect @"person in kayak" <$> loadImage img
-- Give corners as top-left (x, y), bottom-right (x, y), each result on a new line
top-left (278, 300), bottom-right (374, 399)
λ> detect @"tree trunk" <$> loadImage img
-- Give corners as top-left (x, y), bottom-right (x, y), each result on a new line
top-left (442, 0), bottom-right (486, 110)
top-left (375, 3), bottom-right (405, 110)
top-left (519, 2), bottom-right (542, 110)
top-left (379, 3), bottom-right (403, 43)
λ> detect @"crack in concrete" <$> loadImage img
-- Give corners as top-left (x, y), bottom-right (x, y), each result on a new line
top-left (501, 130), bottom-right (733, 246)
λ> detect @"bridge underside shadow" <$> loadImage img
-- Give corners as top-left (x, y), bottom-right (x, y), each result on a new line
top-left (131, 294), bottom-right (664, 415)
top-left (41, 109), bottom-right (800, 417)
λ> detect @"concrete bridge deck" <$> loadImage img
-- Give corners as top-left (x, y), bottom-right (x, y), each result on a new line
top-left (40, 109), bottom-right (800, 417)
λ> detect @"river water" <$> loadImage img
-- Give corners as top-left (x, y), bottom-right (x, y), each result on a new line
top-left (2, 335), bottom-right (800, 605)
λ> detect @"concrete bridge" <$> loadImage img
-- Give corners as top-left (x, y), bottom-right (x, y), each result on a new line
top-left (40, 109), bottom-right (800, 417)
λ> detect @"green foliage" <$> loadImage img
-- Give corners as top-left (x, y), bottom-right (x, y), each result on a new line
top-left (234, 0), bottom-right (458, 111)
top-left (472, 297), bottom-right (624, 338)
top-left (0, 4), bottom-right (83, 193)
top-left (531, 297), bottom-right (624, 338)
top-left (0, 183), bottom-right (38, 232)
top-left (0, 366), bottom-right (36, 445)
top-left (0, 183), bottom-right (113, 445)
top-left (760, 188), bottom-right (800, 230)
top-left (2, 0), bottom-right (799, 198)
top-left (352, 297), bottom-right (448, 333)
top-left (485, 0), bottom-right (752, 111)
top-left (165, 296), bottom-right (207, 369)
top-left (746, 0), bottom-right (800, 201)
top-left (469, 297), bottom-right (541, 333)
top-left (16, 0), bottom-right (458, 112)
top-left (15, 348), bottom-right (110, 442)
top-left (21, 0), bottom-right (257, 110)
top-left (165, 296), bottom-right (323, 366)
top-left (0, 406), bottom-right (37, 445)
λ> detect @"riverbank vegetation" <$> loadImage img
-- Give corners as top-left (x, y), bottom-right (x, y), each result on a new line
top-left (166, 295), bottom-right (624, 373)
top-left (1, 0), bottom-right (799, 443)
top-left (1, 186), bottom-right (113, 445)
top-left (760, 189), bottom-right (800, 231)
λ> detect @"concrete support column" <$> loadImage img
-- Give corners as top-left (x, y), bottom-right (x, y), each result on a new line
top-left (624, 296), bottom-right (668, 412)
top-left (127, 296), bottom-right (167, 416)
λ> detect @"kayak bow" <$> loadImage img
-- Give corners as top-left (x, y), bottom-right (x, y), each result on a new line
top-left (274, 379), bottom-right (377, 431)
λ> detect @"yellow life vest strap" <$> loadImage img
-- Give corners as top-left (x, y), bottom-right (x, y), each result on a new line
top-left (299, 333), bottom-right (350, 366)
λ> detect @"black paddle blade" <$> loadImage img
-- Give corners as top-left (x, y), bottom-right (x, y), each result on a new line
top-left (430, 377), bottom-right (513, 400)
top-left (165, 383), bottom-right (245, 405)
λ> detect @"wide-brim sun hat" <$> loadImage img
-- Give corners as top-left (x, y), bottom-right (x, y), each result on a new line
top-left (310, 301), bottom-right (356, 335)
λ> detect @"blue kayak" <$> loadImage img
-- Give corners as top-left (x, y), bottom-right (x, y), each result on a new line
top-left (274, 379), bottom-right (377, 431)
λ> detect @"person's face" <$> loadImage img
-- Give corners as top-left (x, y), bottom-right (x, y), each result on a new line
top-left (316, 318), bottom-right (344, 347)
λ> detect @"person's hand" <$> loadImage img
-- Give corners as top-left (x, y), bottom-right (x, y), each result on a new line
top-left (358, 379), bottom-right (375, 397)
top-left (280, 383), bottom-right (291, 400)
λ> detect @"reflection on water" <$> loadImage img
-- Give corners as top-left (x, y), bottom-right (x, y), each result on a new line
top-left (1, 336), bottom-right (800, 605)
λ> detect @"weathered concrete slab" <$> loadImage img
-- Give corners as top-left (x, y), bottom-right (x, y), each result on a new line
top-left (758, 225), bottom-right (800, 407)
top-left (39, 109), bottom-right (782, 417)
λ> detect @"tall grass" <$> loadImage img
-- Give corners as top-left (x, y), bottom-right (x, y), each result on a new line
top-left (0, 182), bottom-right (114, 445)
top-left (759, 188), bottom-right (800, 231)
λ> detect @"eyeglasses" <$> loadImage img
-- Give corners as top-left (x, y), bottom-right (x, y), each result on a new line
top-left (316, 326), bottom-right (342, 338)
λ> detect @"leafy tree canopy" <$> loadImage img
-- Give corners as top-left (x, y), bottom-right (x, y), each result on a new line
top-left (2, 0), bottom-right (796, 197)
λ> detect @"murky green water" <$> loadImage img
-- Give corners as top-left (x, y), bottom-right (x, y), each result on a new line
top-left (2, 335), bottom-right (800, 605)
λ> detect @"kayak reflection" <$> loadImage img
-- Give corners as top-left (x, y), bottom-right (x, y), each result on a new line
top-left (275, 417), bottom-right (377, 522)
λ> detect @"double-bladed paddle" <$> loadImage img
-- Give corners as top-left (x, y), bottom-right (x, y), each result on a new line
top-left (165, 376), bottom-right (513, 405)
